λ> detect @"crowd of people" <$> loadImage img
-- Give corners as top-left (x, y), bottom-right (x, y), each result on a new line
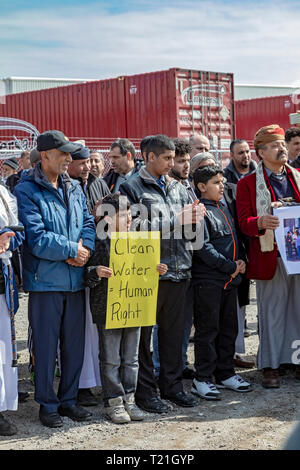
top-left (0, 124), bottom-right (300, 436)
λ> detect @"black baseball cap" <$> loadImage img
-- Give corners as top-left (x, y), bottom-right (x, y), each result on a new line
top-left (37, 130), bottom-right (81, 153)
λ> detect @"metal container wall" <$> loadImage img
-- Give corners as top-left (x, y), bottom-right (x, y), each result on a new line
top-left (124, 68), bottom-right (235, 149)
top-left (0, 67), bottom-right (235, 151)
top-left (0, 77), bottom-right (128, 148)
top-left (235, 94), bottom-right (300, 147)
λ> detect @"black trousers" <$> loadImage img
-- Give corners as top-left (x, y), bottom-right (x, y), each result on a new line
top-left (193, 282), bottom-right (238, 383)
top-left (135, 279), bottom-right (189, 400)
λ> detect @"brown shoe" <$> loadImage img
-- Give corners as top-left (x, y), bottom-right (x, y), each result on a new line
top-left (262, 369), bottom-right (280, 388)
top-left (234, 355), bottom-right (255, 369)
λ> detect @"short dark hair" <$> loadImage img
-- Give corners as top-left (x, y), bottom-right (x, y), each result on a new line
top-left (20, 150), bottom-right (30, 158)
top-left (110, 138), bottom-right (136, 159)
top-left (99, 193), bottom-right (130, 219)
top-left (173, 139), bottom-right (191, 157)
top-left (230, 139), bottom-right (247, 153)
top-left (140, 135), bottom-right (154, 154)
top-left (146, 134), bottom-right (175, 159)
top-left (285, 127), bottom-right (300, 143)
top-left (193, 165), bottom-right (223, 188)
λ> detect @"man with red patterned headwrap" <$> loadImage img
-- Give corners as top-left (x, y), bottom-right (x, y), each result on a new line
top-left (236, 125), bottom-right (300, 389)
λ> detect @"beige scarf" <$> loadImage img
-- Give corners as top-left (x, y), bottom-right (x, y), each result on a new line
top-left (256, 161), bottom-right (300, 252)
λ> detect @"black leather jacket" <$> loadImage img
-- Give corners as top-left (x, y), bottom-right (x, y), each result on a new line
top-left (119, 167), bottom-right (194, 281)
top-left (192, 198), bottom-right (241, 289)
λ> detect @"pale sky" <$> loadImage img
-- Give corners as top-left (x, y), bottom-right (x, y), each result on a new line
top-left (1, 0), bottom-right (300, 85)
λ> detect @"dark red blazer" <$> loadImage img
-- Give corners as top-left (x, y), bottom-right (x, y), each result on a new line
top-left (236, 166), bottom-right (300, 280)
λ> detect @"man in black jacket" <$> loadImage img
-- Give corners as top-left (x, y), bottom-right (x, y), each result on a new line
top-left (103, 138), bottom-right (138, 193)
top-left (120, 134), bottom-right (205, 413)
top-left (224, 139), bottom-right (257, 184)
top-left (68, 146), bottom-right (110, 212)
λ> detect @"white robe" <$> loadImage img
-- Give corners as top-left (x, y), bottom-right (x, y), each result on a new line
top-left (256, 258), bottom-right (300, 369)
top-left (0, 294), bottom-right (18, 411)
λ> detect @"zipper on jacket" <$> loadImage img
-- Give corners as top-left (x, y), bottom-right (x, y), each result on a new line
top-left (216, 203), bottom-right (236, 290)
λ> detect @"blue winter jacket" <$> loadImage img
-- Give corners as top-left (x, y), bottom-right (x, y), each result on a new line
top-left (14, 163), bottom-right (95, 292)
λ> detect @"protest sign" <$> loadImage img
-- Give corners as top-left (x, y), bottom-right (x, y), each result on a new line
top-left (106, 231), bottom-right (160, 329)
top-left (274, 206), bottom-right (300, 275)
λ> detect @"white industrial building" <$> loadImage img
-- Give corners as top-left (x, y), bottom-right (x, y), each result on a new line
top-left (234, 84), bottom-right (299, 100)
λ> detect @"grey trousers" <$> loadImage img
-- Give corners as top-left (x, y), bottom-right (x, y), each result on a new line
top-left (256, 258), bottom-right (300, 370)
top-left (97, 325), bottom-right (141, 405)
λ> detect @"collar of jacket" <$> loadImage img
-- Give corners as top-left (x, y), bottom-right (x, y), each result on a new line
top-left (71, 171), bottom-right (97, 188)
top-left (139, 166), bottom-right (176, 189)
top-left (31, 161), bottom-right (78, 193)
top-left (226, 159), bottom-right (257, 179)
top-left (200, 197), bottom-right (225, 208)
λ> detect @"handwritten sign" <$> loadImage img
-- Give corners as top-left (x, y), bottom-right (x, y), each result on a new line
top-left (105, 231), bottom-right (160, 329)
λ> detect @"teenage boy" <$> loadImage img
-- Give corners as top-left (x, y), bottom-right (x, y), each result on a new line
top-left (119, 134), bottom-right (205, 412)
top-left (85, 194), bottom-right (168, 424)
top-left (191, 166), bottom-right (252, 400)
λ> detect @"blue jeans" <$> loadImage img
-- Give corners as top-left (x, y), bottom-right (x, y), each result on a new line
top-left (97, 325), bottom-right (141, 405)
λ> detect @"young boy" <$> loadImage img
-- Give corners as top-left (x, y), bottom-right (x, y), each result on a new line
top-left (191, 166), bottom-right (252, 400)
top-left (84, 194), bottom-right (168, 424)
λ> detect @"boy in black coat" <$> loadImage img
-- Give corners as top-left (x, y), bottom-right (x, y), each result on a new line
top-left (191, 166), bottom-right (252, 401)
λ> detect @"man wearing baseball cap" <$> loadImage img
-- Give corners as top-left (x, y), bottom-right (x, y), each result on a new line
top-left (236, 124), bottom-right (300, 388)
top-left (67, 143), bottom-right (110, 407)
top-left (14, 130), bottom-right (96, 428)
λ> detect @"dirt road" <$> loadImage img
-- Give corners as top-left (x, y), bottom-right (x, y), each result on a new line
top-left (0, 283), bottom-right (299, 451)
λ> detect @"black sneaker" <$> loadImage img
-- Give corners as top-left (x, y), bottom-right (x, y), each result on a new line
top-left (58, 405), bottom-right (92, 422)
top-left (161, 391), bottom-right (199, 407)
top-left (39, 409), bottom-right (63, 428)
top-left (136, 396), bottom-right (169, 414)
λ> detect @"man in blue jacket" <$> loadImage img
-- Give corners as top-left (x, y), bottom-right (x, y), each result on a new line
top-left (15, 130), bottom-right (96, 428)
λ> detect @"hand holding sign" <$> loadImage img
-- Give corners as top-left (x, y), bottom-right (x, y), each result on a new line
top-left (156, 263), bottom-right (168, 275)
top-left (177, 199), bottom-right (206, 225)
top-left (97, 266), bottom-right (113, 278)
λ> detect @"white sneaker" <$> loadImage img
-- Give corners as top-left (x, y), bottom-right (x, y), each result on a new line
top-left (216, 375), bottom-right (252, 392)
top-left (124, 394), bottom-right (145, 421)
top-left (105, 397), bottom-right (131, 424)
top-left (191, 379), bottom-right (221, 400)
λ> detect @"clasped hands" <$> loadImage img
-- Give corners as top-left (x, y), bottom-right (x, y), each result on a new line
top-left (231, 259), bottom-right (246, 278)
top-left (65, 239), bottom-right (91, 267)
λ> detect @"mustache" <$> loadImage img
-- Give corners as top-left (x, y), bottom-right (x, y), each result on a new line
top-left (276, 150), bottom-right (287, 160)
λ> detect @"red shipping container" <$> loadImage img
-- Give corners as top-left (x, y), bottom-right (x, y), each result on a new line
top-left (235, 93), bottom-right (300, 148)
top-left (0, 67), bottom-right (235, 153)
top-left (125, 68), bottom-right (235, 150)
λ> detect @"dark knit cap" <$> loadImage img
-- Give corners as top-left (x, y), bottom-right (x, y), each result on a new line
top-left (3, 157), bottom-right (18, 170)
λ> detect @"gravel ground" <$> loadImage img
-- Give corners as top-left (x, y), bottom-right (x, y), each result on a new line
top-left (0, 282), bottom-right (300, 451)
